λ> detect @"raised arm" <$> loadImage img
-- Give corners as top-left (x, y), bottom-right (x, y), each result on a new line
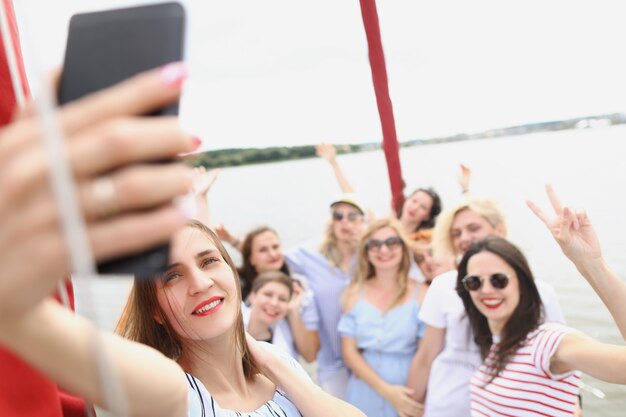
top-left (527, 185), bottom-right (626, 339)
top-left (191, 166), bottom-right (220, 226)
top-left (458, 163), bottom-right (472, 198)
top-left (551, 330), bottom-right (626, 384)
top-left (214, 223), bottom-right (243, 252)
top-left (316, 142), bottom-right (354, 193)
top-left (0, 65), bottom-right (195, 319)
top-left (0, 66), bottom-right (195, 416)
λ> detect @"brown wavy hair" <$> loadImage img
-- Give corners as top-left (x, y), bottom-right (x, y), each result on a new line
top-left (398, 187), bottom-right (442, 232)
top-left (343, 218), bottom-right (412, 312)
top-left (116, 221), bottom-right (260, 380)
top-left (251, 271), bottom-right (294, 297)
top-left (455, 236), bottom-right (543, 383)
top-left (238, 226), bottom-right (290, 300)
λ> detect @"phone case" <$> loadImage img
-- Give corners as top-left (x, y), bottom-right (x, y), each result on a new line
top-left (59, 2), bottom-right (185, 115)
top-left (58, 2), bottom-right (185, 277)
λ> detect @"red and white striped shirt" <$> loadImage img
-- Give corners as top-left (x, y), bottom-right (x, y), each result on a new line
top-left (470, 323), bottom-right (581, 416)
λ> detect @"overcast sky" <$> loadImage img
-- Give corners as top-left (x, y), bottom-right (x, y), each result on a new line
top-left (14, 0), bottom-right (626, 151)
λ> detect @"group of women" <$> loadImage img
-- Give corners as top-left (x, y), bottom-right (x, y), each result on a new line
top-left (2, 41), bottom-right (626, 417)
top-left (206, 145), bottom-right (626, 417)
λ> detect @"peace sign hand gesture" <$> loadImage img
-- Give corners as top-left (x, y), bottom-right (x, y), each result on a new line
top-left (526, 185), bottom-right (602, 266)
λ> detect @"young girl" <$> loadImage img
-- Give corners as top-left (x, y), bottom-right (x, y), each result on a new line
top-left (339, 218), bottom-right (426, 417)
top-left (117, 221), bottom-right (365, 417)
top-left (247, 271), bottom-right (295, 353)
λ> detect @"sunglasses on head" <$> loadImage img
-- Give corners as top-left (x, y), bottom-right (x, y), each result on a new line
top-left (332, 211), bottom-right (361, 222)
top-left (365, 236), bottom-right (403, 252)
top-left (461, 272), bottom-right (510, 292)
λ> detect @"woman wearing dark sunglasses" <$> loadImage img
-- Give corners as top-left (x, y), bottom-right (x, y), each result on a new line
top-left (285, 194), bottom-right (366, 398)
top-left (214, 194), bottom-right (365, 398)
top-left (406, 198), bottom-right (564, 417)
top-left (454, 191), bottom-right (626, 416)
top-left (338, 218), bottom-right (427, 417)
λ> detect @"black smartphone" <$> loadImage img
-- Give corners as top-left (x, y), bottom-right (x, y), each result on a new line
top-left (58, 2), bottom-right (186, 277)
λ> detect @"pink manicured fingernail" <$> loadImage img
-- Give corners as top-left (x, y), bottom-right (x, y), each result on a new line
top-left (191, 136), bottom-right (202, 151)
top-left (160, 62), bottom-right (188, 86)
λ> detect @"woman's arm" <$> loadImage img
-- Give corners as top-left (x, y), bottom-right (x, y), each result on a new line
top-left (214, 223), bottom-right (243, 252)
top-left (316, 143), bottom-right (354, 193)
top-left (528, 185), bottom-right (626, 339)
top-left (342, 337), bottom-right (421, 417)
top-left (0, 65), bottom-right (195, 416)
top-left (552, 331), bottom-right (626, 384)
top-left (458, 163), bottom-right (471, 197)
top-left (286, 284), bottom-right (320, 362)
top-left (407, 325), bottom-right (446, 404)
top-left (0, 300), bottom-right (188, 417)
top-left (191, 166), bottom-right (220, 226)
top-left (246, 334), bottom-right (366, 417)
top-left (0, 65), bottom-right (195, 319)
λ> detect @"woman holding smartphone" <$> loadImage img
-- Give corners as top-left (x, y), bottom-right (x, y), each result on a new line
top-left (0, 65), bottom-right (199, 417)
top-left (117, 221), bottom-right (366, 417)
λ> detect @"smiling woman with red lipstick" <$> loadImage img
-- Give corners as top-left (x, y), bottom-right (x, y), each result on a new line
top-left (117, 221), bottom-right (365, 417)
top-left (454, 187), bottom-right (626, 416)
top-left (455, 234), bottom-right (626, 416)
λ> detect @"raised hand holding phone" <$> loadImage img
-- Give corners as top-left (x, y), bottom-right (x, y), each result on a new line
top-left (58, 2), bottom-right (187, 277)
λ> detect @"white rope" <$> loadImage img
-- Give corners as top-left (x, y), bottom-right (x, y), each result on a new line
top-left (34, 72), bottom-right (131, 417)
top-left (16, 2), bottom-right (130, 415)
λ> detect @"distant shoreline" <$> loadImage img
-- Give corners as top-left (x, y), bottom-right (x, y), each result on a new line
top-left (189, 113), bottom-right (625, 169)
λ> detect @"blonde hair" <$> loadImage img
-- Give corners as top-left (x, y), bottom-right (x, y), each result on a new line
top-left (343, 218), bottom-right (412, 312)
top-left (319, 221), bottom-right (343, 268)
top-left (116, 221), bottom-right (260, 380)
top-left (432, 198), bottom-right (507, 261)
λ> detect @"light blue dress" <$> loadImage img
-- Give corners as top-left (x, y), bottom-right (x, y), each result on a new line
top-left (338, 290), bottom-right (425, 417)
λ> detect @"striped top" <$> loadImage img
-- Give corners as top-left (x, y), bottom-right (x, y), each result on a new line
top-left (185, 342), bottom-right (311, 417)
top-left (470, 324), bottom-right (581, 417)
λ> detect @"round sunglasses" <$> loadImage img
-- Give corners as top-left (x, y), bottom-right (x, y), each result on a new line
top-left (461, 272), bottom-right (510, 292)
top-left (365, 236), bottom-right (403, 252)
top-left (332, 211), bottom-right (362, 222)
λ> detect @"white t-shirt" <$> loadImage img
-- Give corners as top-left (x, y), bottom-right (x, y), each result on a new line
top-left (419, 270), bottom-right (565, 417)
